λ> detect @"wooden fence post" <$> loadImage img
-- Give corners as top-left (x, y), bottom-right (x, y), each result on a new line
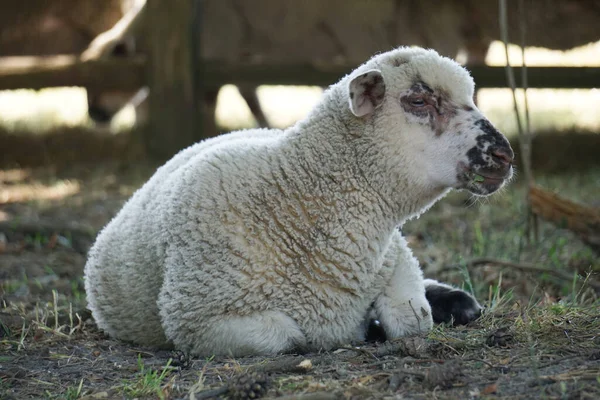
top-left (146, 0), bottom-right (203, 160)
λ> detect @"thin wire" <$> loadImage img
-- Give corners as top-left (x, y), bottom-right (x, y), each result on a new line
top-left (498, 0), bottom-right (524, 140)
top-left (499, 0), bottom-right (535, 243)
top-left (518, 0), bottom-right (533, 187)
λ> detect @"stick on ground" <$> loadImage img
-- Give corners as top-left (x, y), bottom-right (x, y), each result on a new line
top-left (443, 258), bottom-right (600, 291)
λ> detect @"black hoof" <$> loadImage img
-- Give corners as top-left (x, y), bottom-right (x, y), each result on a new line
top-left (365, 319), bottom-right (387, 343)
top-left (425, 284), bottom-right (482, 325)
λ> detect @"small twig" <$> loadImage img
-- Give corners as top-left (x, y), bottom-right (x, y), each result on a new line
top-left (274, 392), bottom-right (340, 400)
top-left (391, 367), bottom-right (427, 379)
top-left (338, 346), bottom-right (378, 359)
top-left (361, 358), bottom-right (402, 370)
top-left (500, 354), bottom-right (586, 372)
top-left (249, 357), bottom-right (315, 374)
top-left (530, 370), bottom-right (600, 386)
top-left (405, 358), bottom-right (446, 365)
top-left (438, 342), bottom-right (460, 356)
top-left (192, 385), bottom-right (228, 399)
top-left (368, 368), bottom-right (427, 380)
top-left (372, 337), bottom-right (430, 358)
top-left (408, 300), bottom-right (422, 333)
top-left (52, 289), bottom-right (59, 331)
top-left (387, 374), bottom-right (402, 391)
top-left (442, 257), bottom-right (600, 291)
top-left (363, 357), bottom-right (445, 370)
top-left (463, 358), bottom-right (495, 368)
top-left (537, 354), bottom-right (585, 369)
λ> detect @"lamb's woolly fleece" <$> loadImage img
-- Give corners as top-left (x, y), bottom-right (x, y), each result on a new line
top-left (85, 47), bottom-right (478, 356)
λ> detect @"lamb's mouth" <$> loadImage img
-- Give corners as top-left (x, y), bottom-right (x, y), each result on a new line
top-left (457, 163), bottom-right (512, 196)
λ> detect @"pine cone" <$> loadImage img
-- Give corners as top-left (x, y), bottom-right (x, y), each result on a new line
top-left (228, 372), bottom-right (268, 399)
top-left (170, 350), bottom-right (191, 369)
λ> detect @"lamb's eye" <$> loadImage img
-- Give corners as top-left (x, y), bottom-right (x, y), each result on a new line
top-left (410, 99), bottom-right (426, 107)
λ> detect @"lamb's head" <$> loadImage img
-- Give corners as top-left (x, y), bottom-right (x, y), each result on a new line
top-left (347, 47), bottom-right (514, 197)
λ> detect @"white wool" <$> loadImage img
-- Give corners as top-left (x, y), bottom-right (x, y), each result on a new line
top-left (85, 47), bottom-right (495, 356)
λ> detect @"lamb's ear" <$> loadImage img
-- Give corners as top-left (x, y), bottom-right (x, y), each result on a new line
top-left (348, 69), bottom-right (386, 117)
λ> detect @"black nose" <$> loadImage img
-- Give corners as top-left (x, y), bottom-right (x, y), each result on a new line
top-left (489, 146), bottom-right (514, 166)
top-left (88, 106), bottom-right (113, 124)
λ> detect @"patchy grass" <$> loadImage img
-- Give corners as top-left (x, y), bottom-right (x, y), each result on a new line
top-left (2, 297), bottom-right (598, 399)
top-left (404, 167), bottom-right (600, 306)
top-left (1, 162), bottom-right (599, 399)
top-left (119, 356), bottom-right (175, 399)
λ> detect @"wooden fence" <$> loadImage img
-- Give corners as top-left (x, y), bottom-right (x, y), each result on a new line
top-left (1, 53), bottom-right (598, 160)
top-left (1, 56), bottom-right (598, 91)
top-left (1, 0), bottom-right (599, 159)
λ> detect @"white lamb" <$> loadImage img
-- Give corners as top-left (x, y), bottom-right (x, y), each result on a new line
top-left (84, 46), bottom-right (514, 356)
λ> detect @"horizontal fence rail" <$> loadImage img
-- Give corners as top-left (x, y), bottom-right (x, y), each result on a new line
top-left (204, 64), bottom-right (600, 89)
top-left (0, 56), bottom-right (598, 90)
top-left (0, 55), bottom-right (146, 91)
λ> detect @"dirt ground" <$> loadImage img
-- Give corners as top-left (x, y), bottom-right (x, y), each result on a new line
top-left (1, 162), bottom-right (599, 400)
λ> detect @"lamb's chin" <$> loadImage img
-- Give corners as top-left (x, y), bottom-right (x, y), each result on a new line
top-left (455, 163), bottom-right (512, 197)
top-left (465, 180), bottom-right (505, 196)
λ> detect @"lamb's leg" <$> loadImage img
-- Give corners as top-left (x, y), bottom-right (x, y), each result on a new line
top-left (371, 234), bottom-right (434, 339)
top-left (369, 231), bottom-right (482, 341)
top-left (160, 300), bottom-right (307, 357)
top-left (373, 264), bottom-right (433, 338)
top-left (201, 312), bottom-right (307, 357)
top-left (367, 277), bottom-right (484, 342)
top-left (423, 279), bottom-right (483, 325)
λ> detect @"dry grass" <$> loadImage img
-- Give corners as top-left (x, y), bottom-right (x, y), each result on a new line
top-left (1, 162), bottom-right (598, 399)
top-left (1, 287), bottom-right (598, 399)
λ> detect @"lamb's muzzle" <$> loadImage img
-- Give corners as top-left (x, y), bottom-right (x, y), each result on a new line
top-left (458, 117), bottom-right (514, 196)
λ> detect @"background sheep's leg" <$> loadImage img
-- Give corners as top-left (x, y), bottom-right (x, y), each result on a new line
top-left (80, 0), bottom-right (146, 61)
top-left (238, 84), bottom-right (270, 128)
